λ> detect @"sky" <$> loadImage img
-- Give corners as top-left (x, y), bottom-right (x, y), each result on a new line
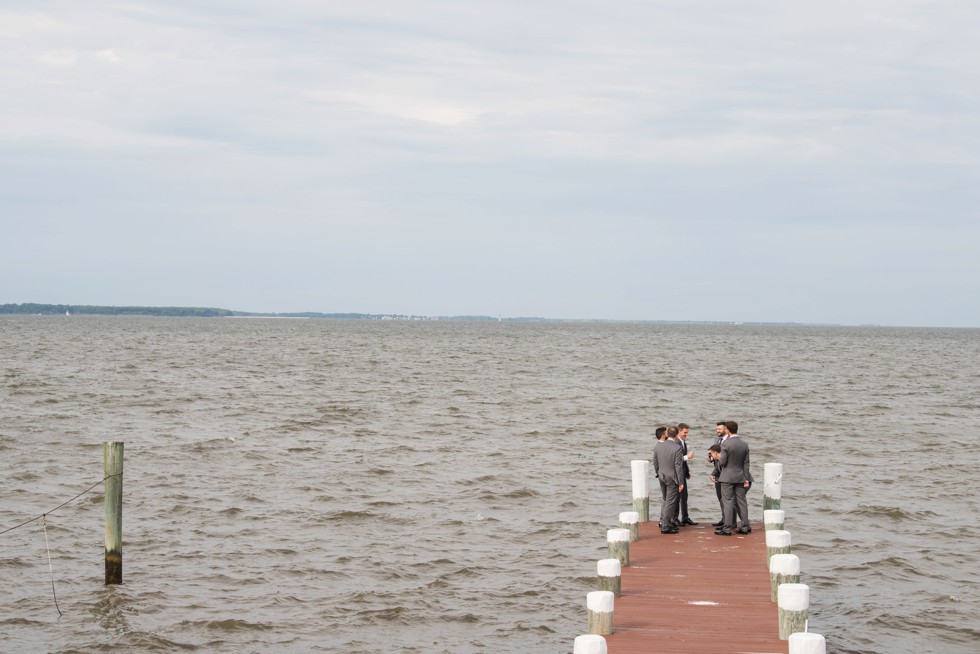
top-left (2, 1), bottom-right (979, 327)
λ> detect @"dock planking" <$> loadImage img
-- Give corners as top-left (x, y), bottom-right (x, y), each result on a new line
top-left (603, 520), bottom-right (788, 654)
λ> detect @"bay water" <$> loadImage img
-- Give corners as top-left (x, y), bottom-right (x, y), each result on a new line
top-left (2, 316), bottom-right (978, 653)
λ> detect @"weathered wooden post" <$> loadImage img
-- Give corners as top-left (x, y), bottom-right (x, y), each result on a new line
top-left (104, 441), bottom-right (123, 585)
top-left (618, 511), bottom-right (640, 542)
top-left (788, 631), bottom-right (826, 653)
top-left (587, 590), bottom-right (614, 635)
top-left (630, 460), bottom-right (649, 522)
top-left (778, 583), bottom-right (809, 639)
top-left (764, 462), bottom-right (783, 511)
top-left (769, 553), bottom-right (801, 602)
top-left (607, 528), bottom-right (631, 567)
top-left (574, 634), bottom-right (608, 653)
top-left (766, 529), bottom-right (791, 565)
top-left (764, 509), bottom-right (785, 531)
top-left (596, 558), bottom-right (622, 597)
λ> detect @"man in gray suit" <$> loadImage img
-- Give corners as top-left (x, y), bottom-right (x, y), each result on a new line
top-left (676, 422), bottom-right (697, 525)
top-left (653, 426), bottom-right (667, 513)
top-left (708, 421), bottom-right (727, 527)
top-left (716, 420), bottom-right (751, 536)
top-left (653, 425), bottom-right (685, 534)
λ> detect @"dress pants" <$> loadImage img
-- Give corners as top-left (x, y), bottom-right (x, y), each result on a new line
top-left (721, 482), bottom-right (749, 530)
top-left (659, 479), bottom-right (679, 528)
top-left (679, 482), bottom-right (690, 521)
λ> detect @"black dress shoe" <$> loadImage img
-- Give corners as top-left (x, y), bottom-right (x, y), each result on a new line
top-left (714, 529), bottom-right (732, 536)
top-left (682, 518), bottom-right (699, 526)
top-left (736, 527), bottom-right (752, 534)
top-left (661, 528), bottom-right (679, 534)
top-left (711, 521), bottom-right (724, 527)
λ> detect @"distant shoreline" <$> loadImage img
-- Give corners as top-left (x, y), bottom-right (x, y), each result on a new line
top-left (0, 302), bottom-right (872, 327)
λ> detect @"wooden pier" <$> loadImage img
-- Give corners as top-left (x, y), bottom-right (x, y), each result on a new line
top-left (603, 520), bottom-right (788, 654)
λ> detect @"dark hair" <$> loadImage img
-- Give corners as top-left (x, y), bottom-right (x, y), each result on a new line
top-left (655, 427), bottom-right (667, 439)
top-left (725, 420), bottom-right (738, 434)
top-left (709, 444), bottom-right (722, 453)
top-left (666, 425), bottom-right (679, 438)
top-left (716, 421), bottom-right (726, 427)
top-left (677, 422), bottom-right (689, 430)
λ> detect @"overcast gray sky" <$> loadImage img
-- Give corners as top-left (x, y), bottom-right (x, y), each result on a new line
top-left (2, 1), bottom-right (978, 326)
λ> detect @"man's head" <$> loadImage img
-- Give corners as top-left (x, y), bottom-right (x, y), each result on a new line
top-left (715, 421), bottom-right (727, 437)
top-left (666, 425), bottom-right (679, 440)
top-left (708, 443), bottom-right (722, 460)
top-left (655, 426), bottom-right (667, 441)
top-left (677, 422), bottom-right (689, 440)
top-left (725, 420), bottom-right (738, 435)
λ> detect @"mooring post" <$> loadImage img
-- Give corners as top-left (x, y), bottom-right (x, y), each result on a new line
top-left (777, 583), bottom-right (810, 640)
top-left (587, 590), bottom-right (614, 635)
top-left (104, 441), bottom-right (123, 585)
top-left (769, 553), bottom-right (801, 603)
top-left (764, 509), bottom-right (786, 532)
top-left (630, 460), bottom-right (650, 522)
top-left (596, 558), bottom-right (622, 597)
top-left (766, 529), bottom-right (792, 565)
top-left (764, 462), bottom-right (783, 510)
top-left (618, 511), bottom-right (640, 542)
top-left (606, 528), bottom-right (631, 567)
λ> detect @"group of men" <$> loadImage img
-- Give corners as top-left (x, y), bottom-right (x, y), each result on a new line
top-left (652, 420), bottom-right (752, 536)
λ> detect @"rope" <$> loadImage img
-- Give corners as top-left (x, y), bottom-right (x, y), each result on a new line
top-left (0, 473), bottom-right (121, 537)
top-left (41, 516), bottom-right (63, 617)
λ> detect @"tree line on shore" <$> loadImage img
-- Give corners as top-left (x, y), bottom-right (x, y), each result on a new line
top-left (0, 303), bottom-right (546, 321)
top-left (0, 303), bottom-right (233, 317)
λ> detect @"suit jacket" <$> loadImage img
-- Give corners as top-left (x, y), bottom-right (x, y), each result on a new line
top-left (718, 435), bottom-right (751, 484)
top-left (653, 438), bottom-right (684, 484)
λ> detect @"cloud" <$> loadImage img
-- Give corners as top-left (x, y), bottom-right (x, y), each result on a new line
top-left (1, 1), bottom-right (978, 325)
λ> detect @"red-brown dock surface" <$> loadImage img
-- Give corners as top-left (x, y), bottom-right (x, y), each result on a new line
top-left (604, 520), bottom-right (787, 654)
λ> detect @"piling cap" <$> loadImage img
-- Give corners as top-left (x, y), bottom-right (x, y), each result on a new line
top-left (788, 632), bottom-right (826, 654)
top-left (597, 558), bottom-right (622, 577)
top-left (607, 528), bottom-right (631, 543)
top-left (769, 553), bottom-right (800, 575)
top-left (766, 529), bottom-right (792, 548)
top-left (587, 590), bottom-right (615, 612)
top-left (777, 583), bottom-right (809, 611)
top-left (618, 511), bottom-right (640, 524)
top-left (574, 634), bottom-right (608, 654)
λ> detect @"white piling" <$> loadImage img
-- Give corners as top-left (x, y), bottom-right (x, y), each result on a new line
top-left (597, 558), bottom-right (622, 597)
top-left (631, 460), bottom-right (650, 522)
top-left (769, 553), bottom-right (801, 602)
top-left (788, 631), bottom-right (826, 654)
top-left (587, 590), bottom-right (614, 635)
top-left (574, 634), bottom-right (608, 653)
top-left (777, 583), bottom-right (809, 640)
top-left (607, 528), bottom-right (631, 567)
top-left (766, 529), bottom-right (792, 565)
top-left (764, 462), bottom-right (783, 511)
top-left (764, 509), bottom-right (785, 532)
top-left (619, 511), bottom-right (640, 542)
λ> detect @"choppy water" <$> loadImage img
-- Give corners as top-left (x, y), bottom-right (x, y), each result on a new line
top-left (1, 316), bottom-right (978, 653)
